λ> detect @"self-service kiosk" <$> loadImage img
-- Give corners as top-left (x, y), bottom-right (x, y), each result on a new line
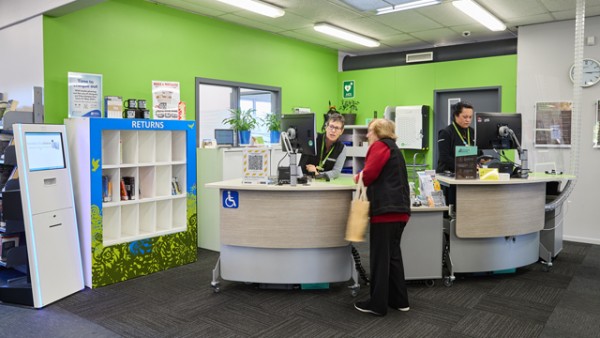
top-left (13, 124), bottom-right (84, 308)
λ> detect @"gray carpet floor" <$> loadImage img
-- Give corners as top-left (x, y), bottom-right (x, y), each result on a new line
top-left (1, 240), bottom-right (599, 338)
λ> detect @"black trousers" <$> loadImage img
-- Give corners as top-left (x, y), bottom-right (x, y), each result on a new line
top-left (368, 221), bottom-right (409, 315)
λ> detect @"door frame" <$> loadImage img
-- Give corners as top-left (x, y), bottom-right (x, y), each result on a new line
top-left (432, 86), bottom-right (501, 170)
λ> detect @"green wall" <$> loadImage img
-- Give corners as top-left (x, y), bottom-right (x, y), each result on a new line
top-left (337, 55), bottom-right (517, 164)
top-left (43, 0), bottom-right (339, 124)
top-left (42, 0), bottom-right (517, 168)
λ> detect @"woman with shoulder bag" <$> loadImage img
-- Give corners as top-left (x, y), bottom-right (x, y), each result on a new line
top-left (353, 118), bottom-right (411, 317)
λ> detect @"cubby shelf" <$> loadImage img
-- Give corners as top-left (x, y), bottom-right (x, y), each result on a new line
top-left (66, 118), bottom-right (197, 288)
top-left (340, 125), bottom-right (369, 174)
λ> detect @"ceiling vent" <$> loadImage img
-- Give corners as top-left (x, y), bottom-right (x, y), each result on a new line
top-left (406, 52), bottom-right (433, 63)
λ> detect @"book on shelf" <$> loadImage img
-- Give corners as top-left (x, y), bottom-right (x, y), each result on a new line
top-left (123, 176), bottom-right (136, 200)
top-left (120, 178), bottom-right (128, 200)
top-left (102, 175), bottom-right (113, 202)
top-left (171, 177), bottom-right (181, 195)
top-left (0, 235), bottom-right (19, 261)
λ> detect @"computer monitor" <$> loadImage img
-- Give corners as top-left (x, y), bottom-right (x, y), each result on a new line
top-left (24, 132), bottom-right (66, 171)
top-left (475, 113), bottom-right (522, 150)
top-left (214, 129), bottom-right (235, 146)
top-left (280, 113), bottom-right (317, 155)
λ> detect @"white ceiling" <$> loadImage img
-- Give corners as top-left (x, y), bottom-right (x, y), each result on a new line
top-left (147, 0), bottom-right (600, 56)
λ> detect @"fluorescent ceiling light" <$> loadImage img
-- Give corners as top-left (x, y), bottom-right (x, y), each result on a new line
top-left (216, 0), bottom-right (285, 18)
top-left (314, 23), bottom-right (380, 48)
top-left (377, 0), bottom-right (441, 15)
top-left (452, 0), bottom-right (506, 31)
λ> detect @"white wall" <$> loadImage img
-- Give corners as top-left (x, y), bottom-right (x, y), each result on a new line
top-left (517, 17), bottom-right (600, 244)
top-left (0, 0), bottom-right (76, 29)
top-left (0, 16), bottom-right (43, 109)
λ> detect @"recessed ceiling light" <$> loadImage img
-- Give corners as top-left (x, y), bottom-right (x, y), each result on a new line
top-left (314, 23), bottom-right (380, 48)
top-left (376, 0), bottom-right (441, 15)
top-left (452, 0), bottom-right (506, 31)
top-left (216, 0), bottom-right (285, 18)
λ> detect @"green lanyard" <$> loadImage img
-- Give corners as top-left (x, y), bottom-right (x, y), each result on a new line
top-left (452, 122), bottom-right (470, 146)
top-left (318, 140), bottom-right (335, 169)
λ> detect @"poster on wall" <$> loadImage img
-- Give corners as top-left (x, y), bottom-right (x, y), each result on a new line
top-left (343, 80), bottom-right (355, 99)
top-left (534, 101), bottom-right (572, 148)
top-left (594, 100), bottom-right (600, 148)
top-left (152, 81), bottom-right (181, 120)
top-left (68, 72), bottom-right (102, 118)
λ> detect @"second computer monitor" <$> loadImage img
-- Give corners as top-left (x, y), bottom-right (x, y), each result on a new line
top-left (280, 113), bottom-right (317, 155)
top-left (475, 112), bottom-right (522, 150)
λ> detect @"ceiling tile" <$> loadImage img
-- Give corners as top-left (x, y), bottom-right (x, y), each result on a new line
top-left (376, 10), bottom-right (444, 32)
top-left (540, 0), bottom-right (599, 12)
top-left (505, 13), bottom-right (555, 27)
top-left (416, 2), bottom-right (475, 26)
top-left (340, 0), bottom-right (392, 11)
top-left (409, 27), bottom-right (461, 43)
top-left (480, 0), bottom-right (549, 20)
top-left (149, 0), bottom-right (590, 55)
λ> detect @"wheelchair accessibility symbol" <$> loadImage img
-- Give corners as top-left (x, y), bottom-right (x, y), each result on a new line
top-left (222, 190), bottom-right (239, 209)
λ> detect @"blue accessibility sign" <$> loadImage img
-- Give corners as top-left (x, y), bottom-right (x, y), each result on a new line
top-left (222, 190), bottom-right (239, 209)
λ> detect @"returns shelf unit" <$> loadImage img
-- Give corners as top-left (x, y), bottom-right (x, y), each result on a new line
top-left (66, 118), bottom-right (197, 288)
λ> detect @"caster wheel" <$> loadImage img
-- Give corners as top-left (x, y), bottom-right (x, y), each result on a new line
top-left (443, 278), bottom-right (453, 287)
top-left (425, 280), bottom-right (435, 288)
top-left (212, 286), bottom-right (220, 293)
top-left (351, 289), bottom-right (358, 297)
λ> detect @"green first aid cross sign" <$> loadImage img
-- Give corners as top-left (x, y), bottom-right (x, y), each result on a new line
top-left (343, 80), bottom-right (355, 98)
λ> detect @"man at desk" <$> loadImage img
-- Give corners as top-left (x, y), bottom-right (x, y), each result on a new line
top-left (299, 113), bottom-right (347, 180)
top-left (436, 101), bottom-right (475, 173)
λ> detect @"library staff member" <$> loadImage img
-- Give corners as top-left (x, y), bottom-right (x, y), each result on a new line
top-left (300, 113), bottom-right (347, 180)
top-left (436, 101), bottom-right (475, 173)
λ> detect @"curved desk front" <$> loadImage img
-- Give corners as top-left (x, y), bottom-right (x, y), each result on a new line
top-left (206, 178), bottom-right (357, 287)
top-left (437, 174), bottom-right (569, 276)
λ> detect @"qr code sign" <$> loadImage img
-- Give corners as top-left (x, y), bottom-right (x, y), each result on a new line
top-left (248, 154), bottom-right (263, 171)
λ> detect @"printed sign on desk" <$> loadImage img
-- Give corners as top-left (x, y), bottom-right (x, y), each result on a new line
top-left (242, 148), bottom-right (269, 184)
top-left (455, 146), bottom-right (478, 180)
top-left (222, 190), bottom-right (238, 209)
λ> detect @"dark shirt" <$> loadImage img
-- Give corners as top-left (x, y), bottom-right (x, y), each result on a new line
top-left (437, 123), bottom-right (475, 173)
top-left (361, 138), bottom-right (410, 223)
top-left (298, 133), bottom-right (344, 177)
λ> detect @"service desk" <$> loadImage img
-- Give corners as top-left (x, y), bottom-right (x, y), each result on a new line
top-left (206, 178), bottom-right (358, 292)
top-left (437, 174), bottom-right (570, 283)
top-left (206, 178), bottom-right (448, 291)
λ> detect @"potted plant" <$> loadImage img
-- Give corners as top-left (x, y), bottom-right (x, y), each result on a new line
top-left (222, 108), bottom-right (258, 145)
top-left (338, 99), bottom-right (360, 125)
top-left (262, 112), bottom-right (281, 144)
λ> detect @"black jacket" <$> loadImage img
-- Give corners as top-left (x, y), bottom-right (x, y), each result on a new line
top-left (299, 133), bottom-right (344, 172)
top-left (366, 138), bottom-right (411, 217)
top-left (437, 123), bottom-right (475, 173)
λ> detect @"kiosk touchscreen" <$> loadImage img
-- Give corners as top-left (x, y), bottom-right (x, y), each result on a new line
top-left (13, 124), bottom-right (84, 308)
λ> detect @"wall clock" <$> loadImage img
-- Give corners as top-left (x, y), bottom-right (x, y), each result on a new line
top-left (569, 58), bottom-right (600, 87)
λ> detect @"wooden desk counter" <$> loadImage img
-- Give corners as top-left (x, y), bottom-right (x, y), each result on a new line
top-left (207, 178), bottom-right (355, 249)
top-left (436, 175), bottom-right (568, 238)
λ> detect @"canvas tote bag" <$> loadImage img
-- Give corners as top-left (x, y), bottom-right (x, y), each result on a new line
top-left (345, 172), bottom-right (370, 242)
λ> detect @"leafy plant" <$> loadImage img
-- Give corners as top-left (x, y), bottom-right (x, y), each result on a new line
top-left (222, 108), bottom-right (258, 131)
top-left (338, 99), bottom-right (360, 114)
top-left (262, 112), bottom-right (281, 131)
